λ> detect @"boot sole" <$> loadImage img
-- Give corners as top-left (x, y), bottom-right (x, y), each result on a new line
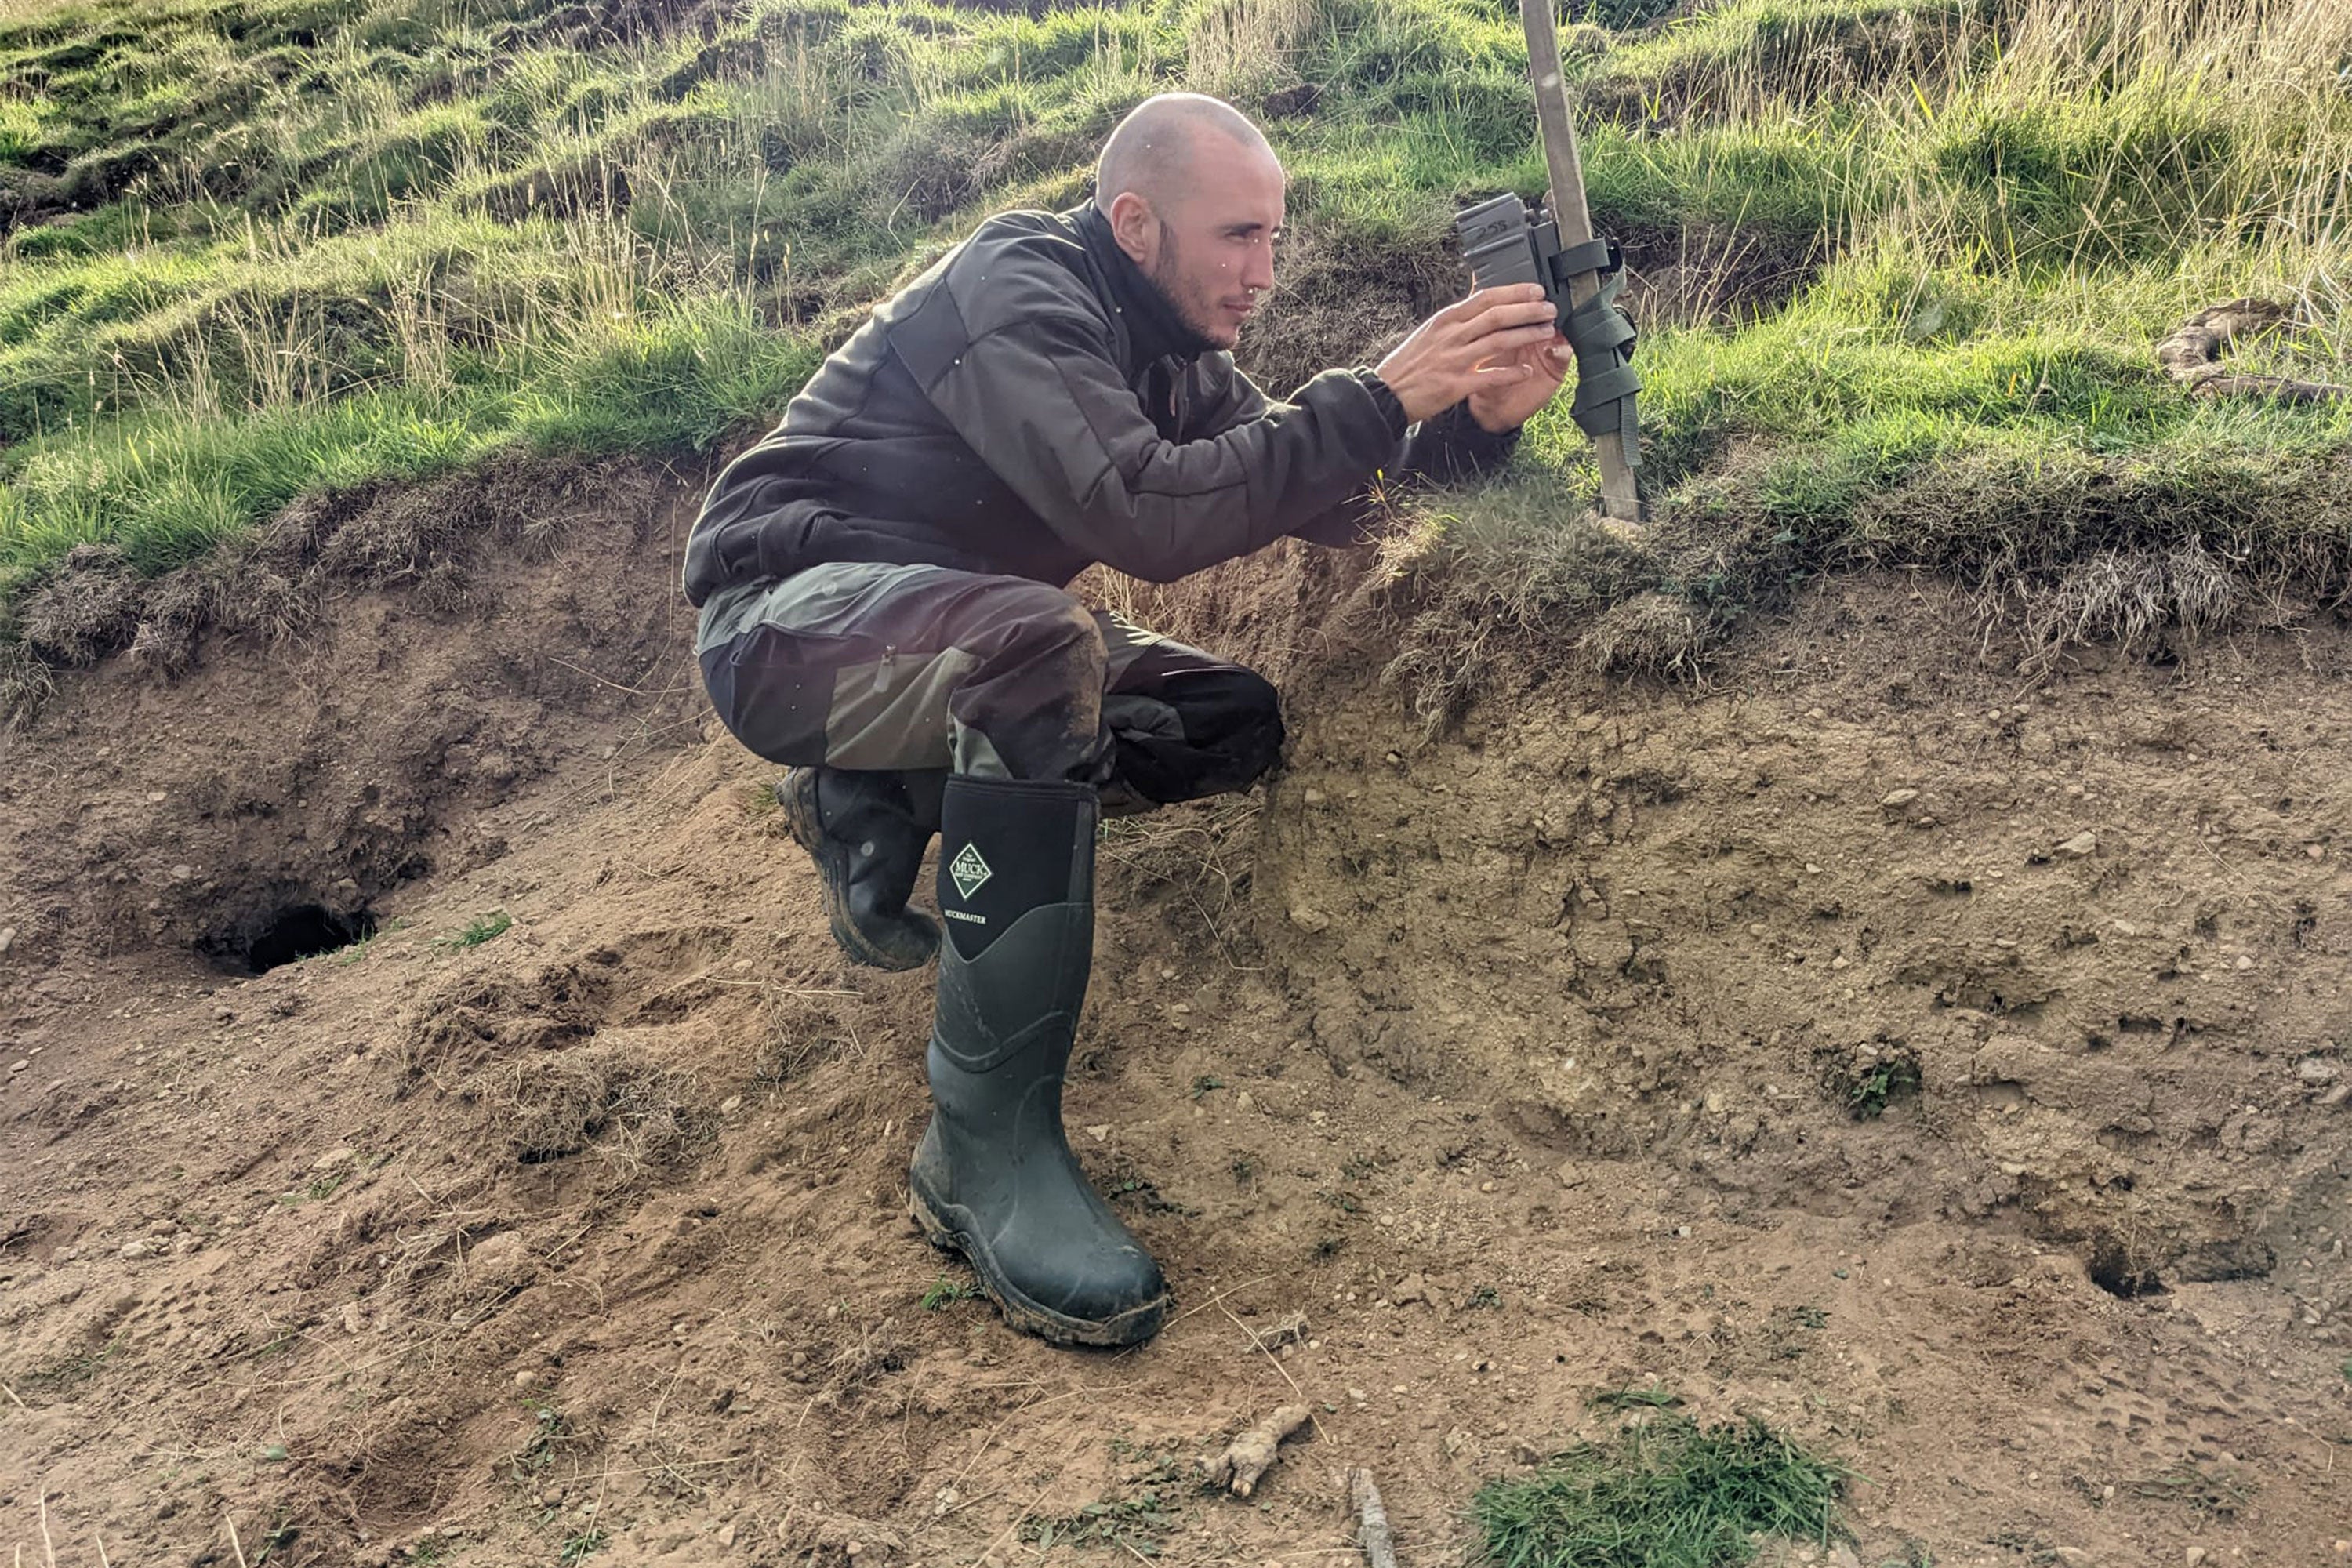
top-left (908, 1184), bottom-right (1169, 1349)
top-left (778, 772), bottom-right (935, 972)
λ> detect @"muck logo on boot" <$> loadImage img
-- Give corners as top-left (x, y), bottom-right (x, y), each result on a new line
top-left (949, 842), bottom-right (993, 901)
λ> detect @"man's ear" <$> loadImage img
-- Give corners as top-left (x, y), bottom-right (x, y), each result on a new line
top-left (1105, 191), bottom-right (1157, 267)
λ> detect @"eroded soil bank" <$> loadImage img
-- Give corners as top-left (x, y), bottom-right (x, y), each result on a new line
top-left (1, 478), bottom-right (2346, 1566)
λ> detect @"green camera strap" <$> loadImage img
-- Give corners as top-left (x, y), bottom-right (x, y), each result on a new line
top-left (1557, 239), bottom-right (1642, 467)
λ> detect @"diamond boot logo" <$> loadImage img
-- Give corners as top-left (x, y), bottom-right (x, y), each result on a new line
top-left (949, 842), bottom-right (993, 900)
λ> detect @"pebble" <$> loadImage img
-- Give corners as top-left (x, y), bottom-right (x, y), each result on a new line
top-left (8, 1059), bottom-right (25, 1075)
top-left (2056, 831), bottom-right (2098, 858)
top-left (313, 1148), bottom-right (356, 1172)
top-left (118, 1239), bottom-right (154, 1260)
top-left (0, 926), bottom-right (14, 955)
top-left (1085, 1124), bottom-right (1110, 1141)
top-left (717, 1523), bottom-right (737, 1548)
top-left (1302, 788), bottom-right (1327, 806)
top-left (1287, 906), bottom-right (1330, 934)
top-left (343, 1303), bottom-right (366, 1334)
top-left (1879, 789), bottom-right (1918, 808)
top-left (170, 864), bottom-right (194, 880)
top-left (2185, 1549), bottom-right (2207, 1568)
top-left (146, 790), bottom-right (166, 803)
top-left (2298, 1058), bottom-right (2342, 1084)
top-left (720, 1095), bottom-right (743, 1114)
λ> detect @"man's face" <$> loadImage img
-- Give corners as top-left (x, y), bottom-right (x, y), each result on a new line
top-left (1117, 133), bottom-right (1286, 351)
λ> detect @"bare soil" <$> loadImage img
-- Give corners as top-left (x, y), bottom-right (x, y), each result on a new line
top-left (2, 466), bottom-right (2348, 1568)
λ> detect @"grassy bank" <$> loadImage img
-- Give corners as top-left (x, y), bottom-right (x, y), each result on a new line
top-left (0, 0), bottom-right (2345, 691)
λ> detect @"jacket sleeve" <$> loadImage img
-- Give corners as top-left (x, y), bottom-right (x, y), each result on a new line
top-left (904, 303), bottom-right (1411, 584)
top-left (1190, 361), bottom-right (1523, 548)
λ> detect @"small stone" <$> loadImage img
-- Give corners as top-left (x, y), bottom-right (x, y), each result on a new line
top-left (146, 790), bottom-right (166, 803)
top-left (2051, 1549), bottom-right (2091, 1567)
top-left (2056, 831), bottom-right (2098, 858)
top-left (1235, 1091), bottom-right (1254, 1111)
top-left (1830, 954), bottom-right (1850, 971)
top-left (170, 863), bottom-right (194, 880)
top-left (720, 1095), bottom-right (743, 1114)
top-left (1085, 1124), bottom-right (1110, 1142)
top-left (8, 1059), bottom-right (25, 1075)
top-left (1747, 923), bottom-right (1768, 937)
top-left (1287, 906), bottom-right (1330, 934)
top-left (118, 1240), bottom-right (154, 1260)
top-left (1880, 789), bottom-right (1918, 808)
top-left (844, 1543), bottom-right (862, 1558)
top-left (2234, 955), bottom-right (2253, 971)
top-left (0, 927), bottom-right (15, 955)
top-left (1302, 788), bottom-right (1327, 806)
top-left (313, 1147), bottom-right (355, 1172)
top-left (1673, 1225), bottom-right (1691, 1239)
top-left (717, 1523), bottom-right (737, 1548)
top-left (1392, 1272), bottom-right (1431, 1305)
top-left (514, 1369), bottom-right (535, 1388)
top-left (1347, 1387), bottom-right (1368, 1403)
top-left (2297, 1058), bottom-right (2341, 1085)
top-left (2310, 844), bottom-right (2328, 859)
top-left (343, 1303), bottom-right (365, 1334)
top-left (2320, 1083), bottom-right (2350, 1108)
top-left (2184, 1548), bottom-right (2207, 1568)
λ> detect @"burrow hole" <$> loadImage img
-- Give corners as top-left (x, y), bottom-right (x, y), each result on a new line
top-left (200, 902), bottom-right (378, 975)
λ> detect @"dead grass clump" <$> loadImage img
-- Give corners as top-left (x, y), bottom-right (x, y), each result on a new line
top-left (1577, 590), bottom-right (1715, 678)
top-left (17, 544), bottom-right (146, 666)
top-left (397, 963), bottom-right (613, 1083)
top-left (750, 983), bottom-right (859, 1085)
top-left (2014, 544), bottom-right (2245, 673)
top-left (495, 1039), bottom-right (713, 1175)
top-left (0, 637), bottom-right (56, 729)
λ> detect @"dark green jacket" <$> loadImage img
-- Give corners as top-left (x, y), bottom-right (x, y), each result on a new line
top-left (682, 201), bottom-right (1515, 606)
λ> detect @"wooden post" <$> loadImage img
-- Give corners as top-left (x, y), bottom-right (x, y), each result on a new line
top-left (1522, 0), bottom-right (1645, 524)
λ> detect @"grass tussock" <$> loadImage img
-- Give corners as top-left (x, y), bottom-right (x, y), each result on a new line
top-left (1472, 1414), bottom-right (1848, 1568)
top-left (0, 0), bottom-right (2342, 706)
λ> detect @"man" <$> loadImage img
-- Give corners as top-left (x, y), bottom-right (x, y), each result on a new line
top-left (684, 93), bottom-right (1570, 1348)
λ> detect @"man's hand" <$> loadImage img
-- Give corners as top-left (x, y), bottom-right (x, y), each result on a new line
top-left (1466, 330), bottom-right (1571, 434)
top-left (1376, 285), bottom-right (1563, 426)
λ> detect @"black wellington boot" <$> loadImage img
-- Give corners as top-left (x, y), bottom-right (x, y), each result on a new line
top-left (779, 766), bottom-right (940, 971)
top-left (908, 776), bottom-right (1171, 1348)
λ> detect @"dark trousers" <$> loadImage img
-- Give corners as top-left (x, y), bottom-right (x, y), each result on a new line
top-left (694, 562), bottom-right (1283, 808)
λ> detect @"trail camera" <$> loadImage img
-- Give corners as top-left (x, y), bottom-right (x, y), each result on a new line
top-left (1450, 191), bottom-right (1642, 471)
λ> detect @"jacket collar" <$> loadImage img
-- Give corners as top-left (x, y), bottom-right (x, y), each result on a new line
top-left (1072, 200), bottom-right (1216, 370)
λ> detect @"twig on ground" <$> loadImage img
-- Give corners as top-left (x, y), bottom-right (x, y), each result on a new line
top-left (224, 1513), bottom-right (249, 1568)
top-left (1348, 1468), bottom-right (1399, 1568)
top-left (37, 1493), bottom-right (56, 1568)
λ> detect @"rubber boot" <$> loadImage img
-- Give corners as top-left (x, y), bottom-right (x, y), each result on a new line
top-left (779, 766), bottom-right (939, 971)
top-left (908, 776), bottom-right (1171, 1348)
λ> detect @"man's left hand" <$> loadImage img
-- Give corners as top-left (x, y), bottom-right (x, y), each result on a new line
top-left (1466, 332), bottom-right (1571, 434)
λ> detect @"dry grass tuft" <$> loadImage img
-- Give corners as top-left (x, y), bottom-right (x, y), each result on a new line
top-left (2014, 544), bottom-right (2246, 672)
top-left (495, 1039), bottom-right (714, 1178)
top-left (17, 545), bottom-right (145, 666)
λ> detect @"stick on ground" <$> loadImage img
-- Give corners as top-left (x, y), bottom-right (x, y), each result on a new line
top-left (1348, 1468), bottom-right (1399, 1568)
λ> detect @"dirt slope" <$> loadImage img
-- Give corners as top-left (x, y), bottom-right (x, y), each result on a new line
top-left (2, 467), bottom-right (2347, 1568)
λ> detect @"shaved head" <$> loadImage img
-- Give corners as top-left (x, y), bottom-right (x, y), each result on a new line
top-left (1096, 93), bottom-right (1275, 210)
top-left (1094, 93), bottom-right (1287, 351)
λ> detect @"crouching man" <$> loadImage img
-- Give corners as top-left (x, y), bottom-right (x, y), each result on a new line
top-left (683, 93), bottom-right (1571, 1348)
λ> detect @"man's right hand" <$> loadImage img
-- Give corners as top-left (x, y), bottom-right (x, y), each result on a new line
top-left (1375, 285), bottom-right (1563, 426)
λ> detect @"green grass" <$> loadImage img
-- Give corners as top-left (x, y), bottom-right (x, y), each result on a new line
top-left (0, 0), bottom-right (2343, 689)
top-left (434, 910), bottom-right (512, 949)
top-left (1473, 1414), bottom-right (1848, 1568)
top-left (919, 1273), bottom-right (981, 1309)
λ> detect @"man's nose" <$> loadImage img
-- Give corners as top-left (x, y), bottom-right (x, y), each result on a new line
top-left (1242, 243), bottom-right (1275, 294)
